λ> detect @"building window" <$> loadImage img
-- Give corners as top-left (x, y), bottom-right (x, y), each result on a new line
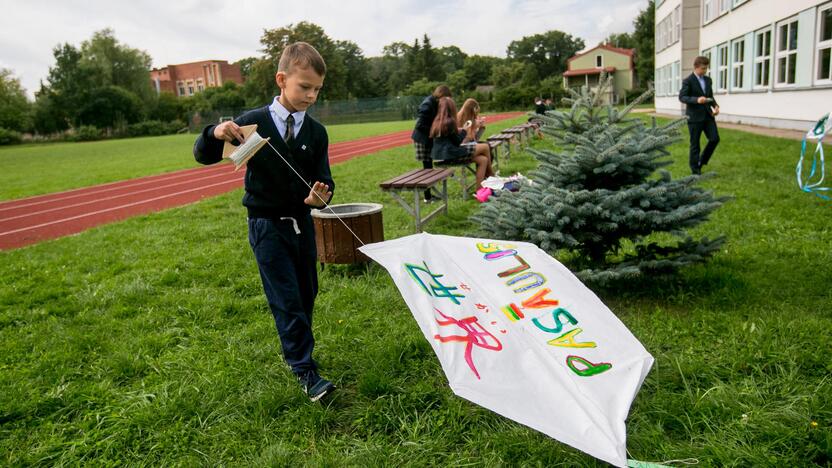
top-left (733, 0), bottom-right (748, 6)
top-left (754, 28), bottom-right (772, 88)
top-left (674, 6), bottom-right (681, 42)
top-left (673, 61), bottom-right (681, 94)
top-left (596, 55), bottom-right (603, 68)
top-left (177, 81), bottom-right (185, 96)
top-left (817, 4), bottom-right (832, 83)
top-left (657, 7), bottom-right (682, 52)
top-left (717, 43), bottom-right (729, 91)
top-left (703, 49), bottom-right (713, 78)
top-left (703, 0), bottom-right (713, 24)
top-left (718, 0), bottom-right (731, 15)
top-left (776, 18), bottom-right (798, 86)
top-left (731, 38), bottom-right (745, 89)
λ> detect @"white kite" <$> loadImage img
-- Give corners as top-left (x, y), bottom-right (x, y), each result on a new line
top-left (360, 233), bottom-right (653, 467)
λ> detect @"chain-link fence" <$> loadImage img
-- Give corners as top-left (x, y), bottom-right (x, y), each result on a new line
top-left (188, 96), bottom-right (422, 131)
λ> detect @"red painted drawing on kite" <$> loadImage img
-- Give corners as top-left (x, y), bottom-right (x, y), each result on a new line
top-left (433, 308), bottom-right (503, 379)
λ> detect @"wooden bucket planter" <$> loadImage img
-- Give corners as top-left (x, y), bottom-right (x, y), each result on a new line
top-left (311, 203), bottom-right (384, 264)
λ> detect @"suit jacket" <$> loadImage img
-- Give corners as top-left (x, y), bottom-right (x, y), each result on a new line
top-left (678, 73), bottom-right (719, 123)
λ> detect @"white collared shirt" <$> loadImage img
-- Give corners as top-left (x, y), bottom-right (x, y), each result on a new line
top-left (269, 96), bottom-right (305, 143)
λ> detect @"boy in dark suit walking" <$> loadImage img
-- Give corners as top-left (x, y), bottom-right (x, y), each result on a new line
top-left (679, 56), bottom-right (721, 175)
top-left (193, 43), bottom-right (336, 402)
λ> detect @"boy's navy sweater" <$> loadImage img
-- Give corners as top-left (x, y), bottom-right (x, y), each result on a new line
top-left (411, 95), bottom-right (438, 145)
top-left (193, 105), bottom-right (335, 219)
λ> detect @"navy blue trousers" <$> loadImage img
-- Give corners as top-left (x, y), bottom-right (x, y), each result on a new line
top-left (248, 215), bottom-right (318, 374)
top-left (688, 119), bottom-right (720, 171)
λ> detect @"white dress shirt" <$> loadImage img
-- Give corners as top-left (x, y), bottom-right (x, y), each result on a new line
top-left (269, 96), bottom-right (305, 143)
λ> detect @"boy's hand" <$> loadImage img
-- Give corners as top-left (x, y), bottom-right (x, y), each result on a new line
top-left (213, 121), bottom-right (246, 143)
top-left (304, 181), bottom-right (332, 208)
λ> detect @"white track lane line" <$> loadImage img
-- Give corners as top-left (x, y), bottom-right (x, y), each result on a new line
top-left (0, 177), bottom-right (244, 237)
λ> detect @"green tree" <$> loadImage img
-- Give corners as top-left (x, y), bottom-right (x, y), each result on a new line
top-left (473, 76), bottom-right (726, 283)
top-left (490, 62), bottom-right (525, 88)
top-left (32, 89), bottom-right (66, 134)
top-left (462, 55), bottom-right (502, 89)
top-left (436, 46), bottom-right (467, 77)
top-left (419, 35), bottom-right (444, 82)
top-left (258, 21), bottom-right (348, 101)
top-left (79, 29), bottom-right (154, 104)
top-left (605, 32), bottom-right (637, 49)
top-left (39, 43), bottom-right (94, 130)
top-left (336, 40), bottom-right (373, 98)
top-left (446, 69), bottom-right (468, 96)
top-left (148, 91), bottom-right (185, 122)
top-left (77, 85), bottom-right (144, 129)
top-left (0, 69), bottom-right (31, 132)
top-left (402, 78), bottom-right (443, 98)
top-left (234, 57), bottom-right (259, 80)
top-left (242, 58), bottom-right (278, 106)
top-left (633, 0), bottom-right (655, 85)
top-left (506, 30), bottom-right (585, 79)
top-left (520, 63), bottom-right (540, 87)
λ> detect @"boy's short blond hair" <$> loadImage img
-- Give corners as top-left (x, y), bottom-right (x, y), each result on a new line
top-left (278, 42), bottom-right (327, 77)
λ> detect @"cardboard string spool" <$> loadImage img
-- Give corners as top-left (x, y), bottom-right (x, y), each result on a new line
top-left (222, 124), bottom-right (270, 171)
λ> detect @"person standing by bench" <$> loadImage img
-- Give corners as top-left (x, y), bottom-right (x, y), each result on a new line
top-left (412, 85), bottom-right (452, 202)
top-left (457, 98), bottom-right (486, 143)
top-left (430, 97), bottom-right (494, 189)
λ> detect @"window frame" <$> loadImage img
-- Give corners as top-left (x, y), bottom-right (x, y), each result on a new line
top-left (674, 6), bottom-right (681, 42)
top-left (815, 3), bottom-right (832, 85)
top-left (703, 0), bottom-right (714, 24)
top-left (716, 43), bottom-right (729, 91)
top-left (731, 37), bottom-right (746, 89)
top-left (596, 55), bottom-right (603, 68)
top-left (753, 27), bottom-right (772, 89)
top-left (775, 16), bottom-right (799, 88)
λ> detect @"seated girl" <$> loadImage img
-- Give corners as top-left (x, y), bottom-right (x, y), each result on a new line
top-left (457, 98), bottom-right (486, 143)
top-left (429, 97), bottom-right (494, 189)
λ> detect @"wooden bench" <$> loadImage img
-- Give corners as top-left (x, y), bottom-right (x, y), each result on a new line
top-left (379, 168), bottom-right (454, 232)
top-left (434, 155), bottom-right (477, 200)
top-left (502, 126), bottom-right (528, 147)
top-left (487, 133), bottom-right (516, 161)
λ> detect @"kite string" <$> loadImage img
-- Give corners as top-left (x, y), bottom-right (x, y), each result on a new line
top-left (261, 138), bottom-right (366, 246)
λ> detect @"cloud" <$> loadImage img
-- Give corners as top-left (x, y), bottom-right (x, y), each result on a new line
top-left (0, 0), bottom-right (648, 98)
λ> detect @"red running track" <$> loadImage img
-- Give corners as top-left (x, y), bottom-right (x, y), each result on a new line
top-left (0, 112), bottom-right (523, 250)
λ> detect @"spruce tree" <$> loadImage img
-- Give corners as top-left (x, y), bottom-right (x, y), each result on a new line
top-left (472, 75), bottom-right (727, 284)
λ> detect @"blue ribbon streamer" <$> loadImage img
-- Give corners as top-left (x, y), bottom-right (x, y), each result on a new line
top-left (796, 114), bottom-right (830, 201)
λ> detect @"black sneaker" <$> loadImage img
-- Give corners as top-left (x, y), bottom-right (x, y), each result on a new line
top-left (297, 370), bottom-right (335, 402)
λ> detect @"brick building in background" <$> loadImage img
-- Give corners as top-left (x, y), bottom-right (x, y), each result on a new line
top-left (149, 60), bottom-right (244, 97)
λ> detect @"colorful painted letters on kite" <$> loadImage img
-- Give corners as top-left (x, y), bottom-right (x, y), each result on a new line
top-left (360, 233), bottom-right (654, 467)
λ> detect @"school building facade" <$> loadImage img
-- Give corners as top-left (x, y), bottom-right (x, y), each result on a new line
top-left (149, 60), bottom-right (244, 98)
top-left (654, 0), bottom-right (832, 130)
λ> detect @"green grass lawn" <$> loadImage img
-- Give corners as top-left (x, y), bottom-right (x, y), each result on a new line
top-left (0, 119), bottom-right (417, 202)
top-left (1, 114), bottom-right (831, 466)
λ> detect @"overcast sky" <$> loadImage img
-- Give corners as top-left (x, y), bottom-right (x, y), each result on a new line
top-left (0, 0), bottom-right (647, 98)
